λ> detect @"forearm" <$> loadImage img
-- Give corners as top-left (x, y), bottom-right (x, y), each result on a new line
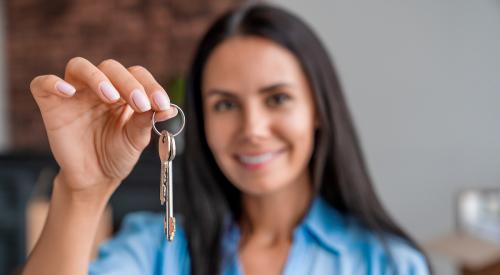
top-left (22, 175), bottom-right (114, 275)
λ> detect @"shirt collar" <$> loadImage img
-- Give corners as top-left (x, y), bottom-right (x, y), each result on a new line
top-left (300, 196), bottom-right (350, 253)
top-left (221, 196), bottom-right (350, 255)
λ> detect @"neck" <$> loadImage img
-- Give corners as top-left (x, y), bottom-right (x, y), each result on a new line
top-left (239, 171), bottom-right (314, 244)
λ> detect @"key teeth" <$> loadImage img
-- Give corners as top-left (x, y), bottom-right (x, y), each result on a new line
top-left (160, 185), bottom-right (166, 205)
top-left (164, 217), bottom-right (176, 242)
top-left (168, 217), bottom-right (176, 241)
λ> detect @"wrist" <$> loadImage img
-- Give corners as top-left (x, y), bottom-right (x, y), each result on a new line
top-left (52, 173), bottom-right (117, 211)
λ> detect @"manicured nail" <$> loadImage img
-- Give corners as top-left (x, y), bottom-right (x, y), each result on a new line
top-left (131, 89), bottom-right (151, 112)
top-left (55, 81), bottom-right (76, 96)
top-left (99, 81), bottom-right (120, 102)
top-left (152, 91), bottom-right (170, 111)
top-left (169, 107), bottom-right (178, 116)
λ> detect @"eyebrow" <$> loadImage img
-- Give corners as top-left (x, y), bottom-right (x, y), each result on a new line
top-left (205, 82), bottom-right (291, 98)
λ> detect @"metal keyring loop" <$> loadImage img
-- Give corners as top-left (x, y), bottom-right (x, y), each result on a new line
top-left (152, 104), bottom-right (185, 137)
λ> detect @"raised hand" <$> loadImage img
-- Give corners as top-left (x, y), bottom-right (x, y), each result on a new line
top-left (30, 57), bottom-right (177, 198)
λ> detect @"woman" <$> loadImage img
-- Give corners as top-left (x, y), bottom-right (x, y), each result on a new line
top-left (23, 4), bottom-right (431, 275)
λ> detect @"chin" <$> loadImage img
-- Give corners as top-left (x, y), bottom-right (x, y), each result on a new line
top-left (233, 177), bottom-right (290, 196)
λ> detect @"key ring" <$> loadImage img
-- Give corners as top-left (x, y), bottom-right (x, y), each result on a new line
top-left (152, 104), bottom-right (185, 137)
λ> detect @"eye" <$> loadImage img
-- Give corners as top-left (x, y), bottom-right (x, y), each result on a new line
top-left (266, 93), bottom-right (291, 107)
top-left (214, 99), bottom-right (237, 112)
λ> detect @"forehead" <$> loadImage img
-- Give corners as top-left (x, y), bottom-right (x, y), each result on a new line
top-left (202, 36), bottom-right (306, 92)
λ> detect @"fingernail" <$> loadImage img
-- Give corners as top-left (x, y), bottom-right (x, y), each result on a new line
top-left (131, 89), bottom-right (151, 112)
top-left (152, 91), bottom-right (170, 111)
top-left (55, 81), bottom-right (76, 96)
top-left (99, 81), bottom-right (120, 102)
top-left (170, 107), bottom-right (178, 116)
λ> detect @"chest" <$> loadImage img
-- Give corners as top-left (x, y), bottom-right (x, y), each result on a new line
top-left (226, 233), bottom-right (342, 275)
top-left (239, 241), bottom-right (291, 275)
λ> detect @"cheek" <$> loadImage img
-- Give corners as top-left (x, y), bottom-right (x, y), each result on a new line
top-left (204, 113), bottom-right (235, 158)
top-left (281, 106), bottom-right (315, 139)
top-left (205, 117), bottom-right (221, 154)
top-left (276, 107), bottom-right (316, 158)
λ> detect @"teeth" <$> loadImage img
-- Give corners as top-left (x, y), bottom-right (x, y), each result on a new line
top-left (238, 152), bottom-right (275, 165)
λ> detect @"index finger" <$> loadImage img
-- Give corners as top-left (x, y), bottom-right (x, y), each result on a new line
top-left (64, 57), bottom-right (121, 103)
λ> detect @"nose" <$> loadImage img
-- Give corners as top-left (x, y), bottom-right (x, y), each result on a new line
top-left (239, 103), bottom-right (270, 143)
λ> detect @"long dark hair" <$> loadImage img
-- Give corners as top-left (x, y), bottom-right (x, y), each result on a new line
top-left (180, 3), bottom-right (431, 275)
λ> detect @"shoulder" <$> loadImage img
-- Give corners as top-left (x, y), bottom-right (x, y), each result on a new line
top-left (89, 212), bottom-right (190, 275)
top-left (118, 212), bottom-right (164, 237)
top-left (112, 211), bottom-right (189, 246)
top-left (303, 198), bottom-right (429, 274)
top-left (344, 221), bottom-right (430, 275)
top-left (106, 212), bottom-right (168, 252)
top-left (386, 237), bottom-right (429, 275)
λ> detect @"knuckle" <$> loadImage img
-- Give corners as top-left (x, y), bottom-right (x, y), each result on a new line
top-left (147, 81), bottom-right (162, 90)
top-left (98, 58), bottom-right (119, 69)
top-left (128, 65), bottom-right (146, 74)
top-left (29, 76), bottom-right (44, 92)
top-left (66, 56), bottom-right (86, 72)
top-left (89, 70), bottom-right (102, 82)
top-left (30, 74), bottom-right (58, 94)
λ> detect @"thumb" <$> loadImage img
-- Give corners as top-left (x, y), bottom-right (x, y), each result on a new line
top-left (125, 111), bottom-right (154, 152)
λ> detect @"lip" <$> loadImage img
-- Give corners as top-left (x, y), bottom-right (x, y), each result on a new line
top-left (234, 148), bottom-right (286, 171)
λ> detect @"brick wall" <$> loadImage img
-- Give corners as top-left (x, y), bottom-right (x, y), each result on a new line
top-left (7, 0), bottom-right (243, 151)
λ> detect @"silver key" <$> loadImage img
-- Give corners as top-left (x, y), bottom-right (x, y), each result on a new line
top-left (166, 131), bottom-right (176, 241)
top-left (159, 130), bottom-right (176, 241)
top-left (153, 105), bottom-right (185, 242)
top-left (158, 131), bottom-right (171, 205)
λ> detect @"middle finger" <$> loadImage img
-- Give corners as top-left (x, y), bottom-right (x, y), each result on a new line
top-left (98, 59), bottom-right (151, 113)
top-left (128, 65), bottom-right (171, 112)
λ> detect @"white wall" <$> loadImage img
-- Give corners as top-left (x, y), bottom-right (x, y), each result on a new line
top-left (274, 0), bottom-right (500, 274)
top-left (0, 3), bottom-right (8, 151)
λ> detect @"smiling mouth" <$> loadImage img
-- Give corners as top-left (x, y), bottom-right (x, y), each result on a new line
top-left (235, 148), bottom-right (286, 169)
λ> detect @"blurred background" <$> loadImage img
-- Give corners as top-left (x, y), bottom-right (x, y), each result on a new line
top-left (0, 1), bottom-right (499, 275)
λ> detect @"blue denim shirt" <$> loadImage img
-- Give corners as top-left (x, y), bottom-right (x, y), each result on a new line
top-left (89, 197), bottom-right (429, 274)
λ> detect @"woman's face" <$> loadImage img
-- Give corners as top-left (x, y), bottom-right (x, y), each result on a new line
top-left (202, 36), bottom-right (317, 196)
